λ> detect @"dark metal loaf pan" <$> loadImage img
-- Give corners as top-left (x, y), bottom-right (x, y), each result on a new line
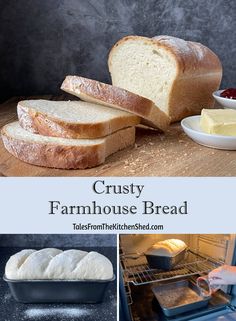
top-left (3, 274), bottom-right (115, 304)
top-left (145, 248), bottom-right (187, 270)
top-left (152, 279), bottom-right (210, 317)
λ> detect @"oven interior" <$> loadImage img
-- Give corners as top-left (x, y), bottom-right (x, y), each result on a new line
top-left (119, 234), bottom-right (236, 321)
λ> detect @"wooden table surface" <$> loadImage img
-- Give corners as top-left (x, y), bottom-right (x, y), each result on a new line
top-left (0, 96), bottom-right (236, 177)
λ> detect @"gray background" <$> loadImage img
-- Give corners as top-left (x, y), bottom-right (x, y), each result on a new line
top-left (0, 0), bottom-right (235, 103)
top-left (0, 234), bottom-right (116, 247)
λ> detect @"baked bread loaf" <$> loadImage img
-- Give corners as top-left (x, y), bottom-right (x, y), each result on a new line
top-left (18, 99), bottom-right (140, 139)
top-left (1, 122), bottom-right (135, 169)
top-left (5, 248), bottom-right (113, 280)
top-left (108, 35), bottom-right (222, 122)
top-left (61, 75), bottom-right (170, 131)
top-left (146, 239), bottom-right (187, 257)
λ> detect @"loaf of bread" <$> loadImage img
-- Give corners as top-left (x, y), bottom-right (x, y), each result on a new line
top-left (5, 248), bottom-right (113, 280)
top-left (1, 122), bottom-right (135, 169)
top-left (108, 35), bottom-right (222, 122)
top-left (17, 99), bottom-right (140, 139)
top-left (146, 239), bottom-right (187, 257)
top-left (61, 75), bottom-right (170, 130)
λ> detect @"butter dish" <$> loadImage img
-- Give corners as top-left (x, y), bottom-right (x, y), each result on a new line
top-left (181, 116), bottom-right (236, 150)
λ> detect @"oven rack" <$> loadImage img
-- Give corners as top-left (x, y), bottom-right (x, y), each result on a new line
top-left (122, 250), bottom-right (223, 286)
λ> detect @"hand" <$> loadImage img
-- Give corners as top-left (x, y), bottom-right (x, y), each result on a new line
top-left (208, 265), bottom-right (236, 285)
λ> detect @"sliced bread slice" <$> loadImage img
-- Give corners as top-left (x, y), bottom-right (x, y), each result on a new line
top-left (18, 99), bottom-right (140, 139)
top-left (1, 122), bottom-right (135, 169)
top-left (61, 75), bottom-right (170, 131)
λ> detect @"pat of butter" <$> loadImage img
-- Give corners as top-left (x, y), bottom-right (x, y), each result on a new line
top-left (200, 109), bottom-right (236, 136)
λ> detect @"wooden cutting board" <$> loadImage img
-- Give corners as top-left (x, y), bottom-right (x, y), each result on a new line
top-left (0, 96), bottom-right (236, 177)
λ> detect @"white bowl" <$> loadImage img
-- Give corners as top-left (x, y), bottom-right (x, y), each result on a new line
top-left (181, 115), bottom-right (236, 150)
top-left (213, 90), bottom-right (236, 109)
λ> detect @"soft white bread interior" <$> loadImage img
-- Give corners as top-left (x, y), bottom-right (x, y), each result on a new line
top-left (61, 75), bottom-right (170, 131)
top-left (146, 239), bottom-right (187, 257)
top-left (108, 35), bottom-right (222, 122)
top-left (17, 99), bottom-right (140, 139)
top-left (5, 248), bottom-right (113, 280)
top-left (1, 121), bottom-right (135, 169)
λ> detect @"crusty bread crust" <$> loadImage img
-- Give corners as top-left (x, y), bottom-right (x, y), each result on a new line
top-left (17, 100), bottom-right (140, 139)
top-left (168, 73), bottom-right (221, 121)
top-left (61, 76), bottom-right (170, 131)
top-left (1, 123), bottom-right (135, 169)
top-left (146, 239), bottom-right (187, 257)
top-left (108, 35), bottom-right (222, 122)
top-left (2, 130), bottom-right (104, 169)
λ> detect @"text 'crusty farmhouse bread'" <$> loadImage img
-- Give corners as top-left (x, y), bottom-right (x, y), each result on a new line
top-left (108, 35), bottom-right (222, 122)
top-left (61, 75), bottom-right (170, 131)
top-left (5, 248), bottom-right (113, 280)
top-left (146, 239), bottom-right (187, 257)
top-left (1, 122), bottom-right (135, 169)
top-left (18, 99), bottom-right (140, 139)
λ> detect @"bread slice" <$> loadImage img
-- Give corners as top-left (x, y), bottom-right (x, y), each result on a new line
top-left (61, 75), bottom-right (170, 131)
top-left (17, 99), bottom-right (140, 139)
top-left (108, 35), bottom-right (222, 122)
top-left (1, 122), bottom-right (135, 169)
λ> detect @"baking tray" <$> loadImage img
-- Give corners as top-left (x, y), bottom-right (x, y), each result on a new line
top-left (3, 274), bottom-right (115, 303)
top-left (152, 279), bottom-right (210, 317)
top-left (145, 248), bottom-right (187, 270)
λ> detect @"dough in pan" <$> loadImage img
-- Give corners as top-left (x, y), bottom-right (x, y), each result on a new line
top-left (146, 239), bottom-right (187, 257)
top-left (5, 248), bottom-right (113, 280)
